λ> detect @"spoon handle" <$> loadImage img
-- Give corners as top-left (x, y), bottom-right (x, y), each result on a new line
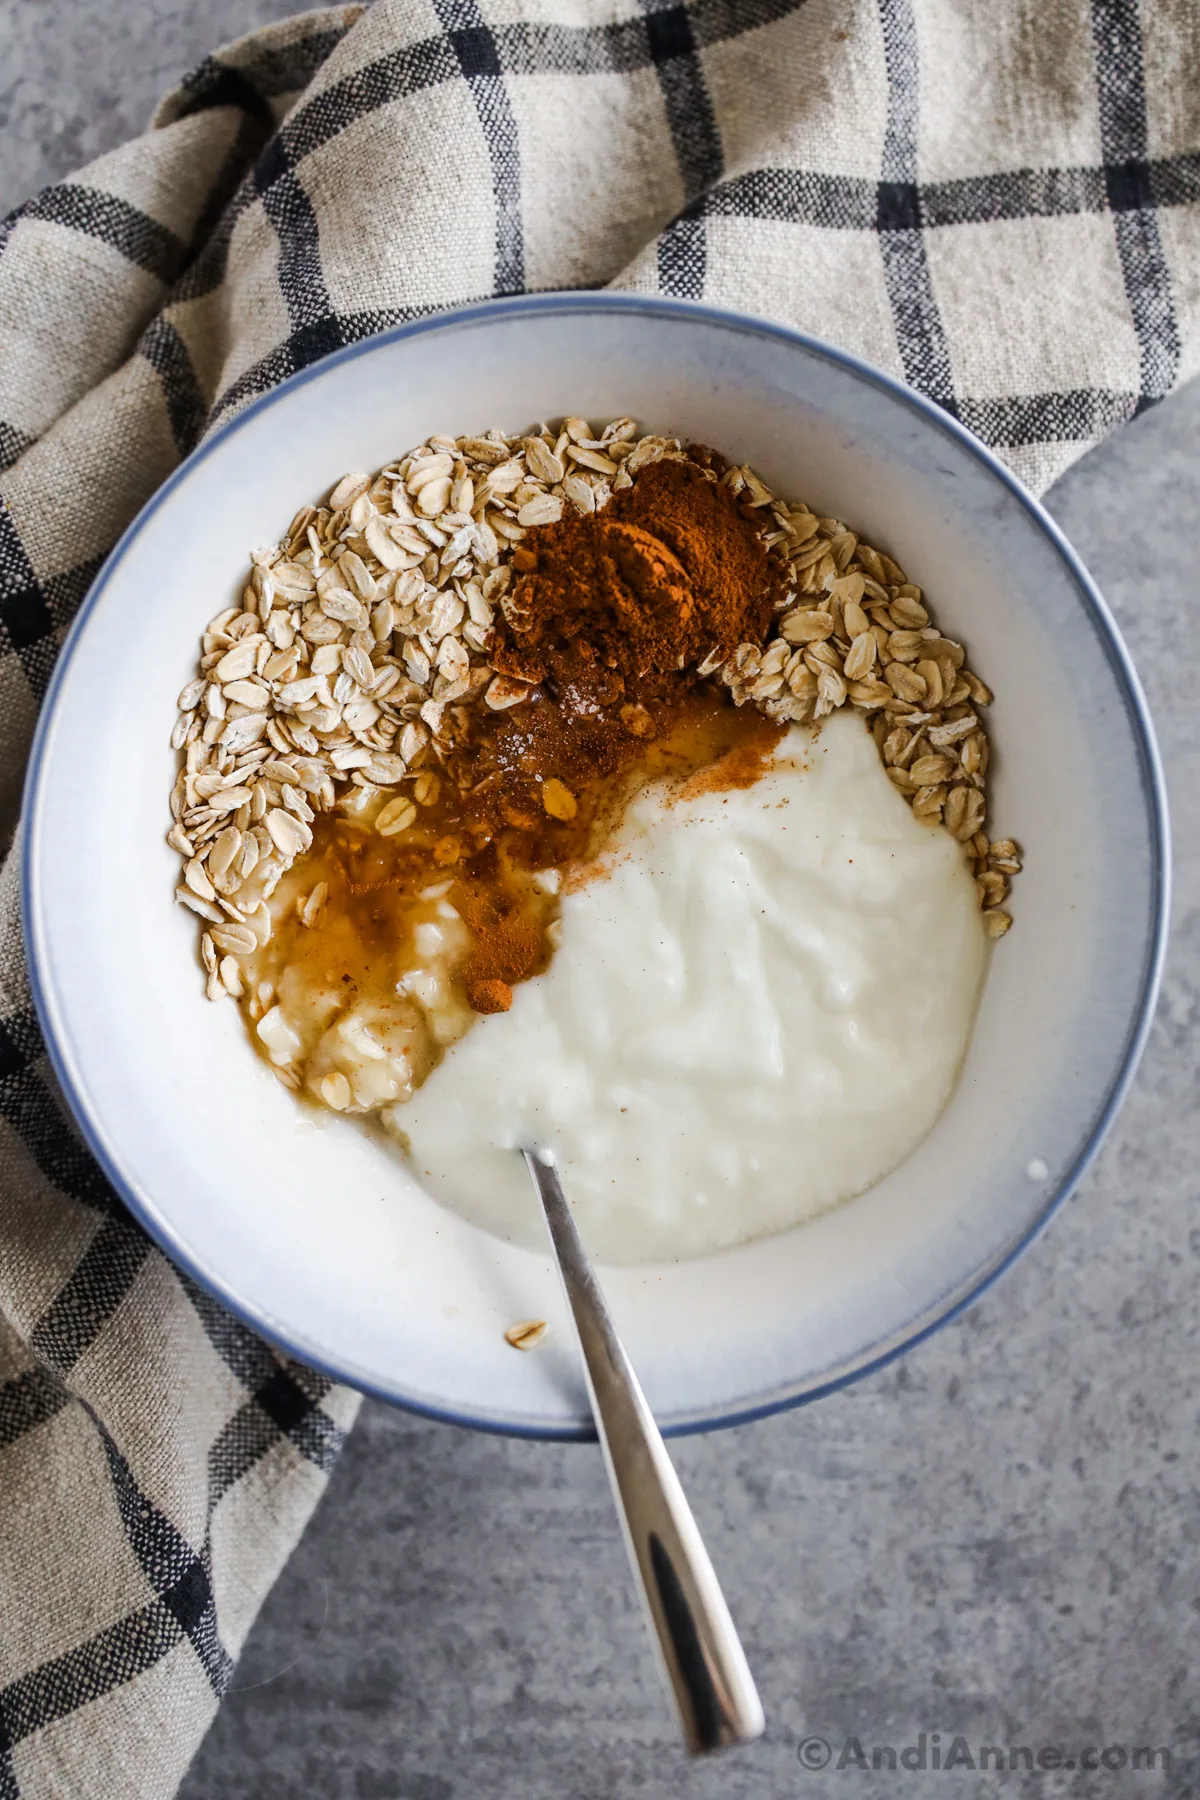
top-left (523, 1148), bottom-right (765, 1755)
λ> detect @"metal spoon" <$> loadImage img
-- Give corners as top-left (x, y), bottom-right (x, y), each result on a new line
top-left (521, 1145), bottom-right (765, 1755)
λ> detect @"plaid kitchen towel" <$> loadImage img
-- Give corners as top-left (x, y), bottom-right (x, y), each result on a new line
top-left (0, 0), bottom-right (1197, 1793)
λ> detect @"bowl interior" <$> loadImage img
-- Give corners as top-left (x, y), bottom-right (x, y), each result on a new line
top-left (25, 298), bottom-right (1166, 1436)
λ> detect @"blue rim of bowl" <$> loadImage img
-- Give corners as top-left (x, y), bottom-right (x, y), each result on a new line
top-left (22, 292), bottom-right (1172, 1441)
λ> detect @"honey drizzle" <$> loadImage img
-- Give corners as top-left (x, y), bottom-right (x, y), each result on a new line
top-left (248, 686), bottom-right (782, 1048)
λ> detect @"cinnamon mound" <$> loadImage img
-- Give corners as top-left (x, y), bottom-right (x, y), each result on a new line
top-left (488, 456), bottom-right (782, 711)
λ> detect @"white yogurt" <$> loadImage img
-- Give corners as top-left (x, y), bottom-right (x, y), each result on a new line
top-left (393, 710), bottom-right (987, 1264)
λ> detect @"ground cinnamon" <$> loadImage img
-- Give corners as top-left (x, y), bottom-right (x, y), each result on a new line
top-left (490, 455), bottom-right (782, 706)
top-left (447, 454), bottom-right (784, 1009)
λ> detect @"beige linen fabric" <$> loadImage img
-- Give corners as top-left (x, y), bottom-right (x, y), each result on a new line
top-left (0, 2), bottom-right (1196, 1793)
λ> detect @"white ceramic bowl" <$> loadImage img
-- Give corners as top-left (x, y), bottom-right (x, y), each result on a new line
top-left (24, 296), bottom-right (1169, 1438)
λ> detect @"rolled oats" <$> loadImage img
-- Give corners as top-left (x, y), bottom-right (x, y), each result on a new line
top-left (504, 1320), bottom-right (549, 1351)
top-left (171, 419), bottom-right (1018, 1003)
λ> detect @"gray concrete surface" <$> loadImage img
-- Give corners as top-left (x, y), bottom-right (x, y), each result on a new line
top-left (0, 0), bottom-right (303, 214)
top-left (6, 6), bottom-right (1200, 1796)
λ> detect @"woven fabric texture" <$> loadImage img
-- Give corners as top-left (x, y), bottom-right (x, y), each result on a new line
top-left (1, 2), bottom-right (1196, 1793)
